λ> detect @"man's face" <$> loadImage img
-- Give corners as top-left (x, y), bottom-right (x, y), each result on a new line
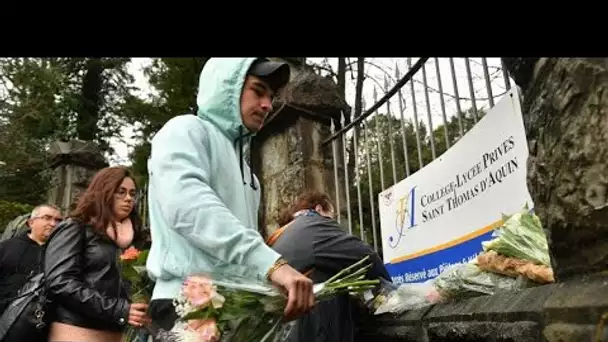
top-left (28, 206), bottom-right (63, 242)
top-left (240, 75), bottom-right (274, 133)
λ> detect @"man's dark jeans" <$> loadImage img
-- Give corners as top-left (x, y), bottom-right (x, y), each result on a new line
top-left (149, 299), bottom-right (178, 342)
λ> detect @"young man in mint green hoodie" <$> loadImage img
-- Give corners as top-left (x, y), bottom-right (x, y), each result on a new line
top-left (145, 58), bottom-right (315, 334)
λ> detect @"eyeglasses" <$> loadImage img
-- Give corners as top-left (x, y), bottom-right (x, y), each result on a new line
top-left (114, 189), bottom-right (140, 201)
top-left (31, 215), bottom-right (63, 224)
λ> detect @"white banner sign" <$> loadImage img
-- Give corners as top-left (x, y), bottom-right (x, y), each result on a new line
top-left (378, 87), bottom-right (534, 285)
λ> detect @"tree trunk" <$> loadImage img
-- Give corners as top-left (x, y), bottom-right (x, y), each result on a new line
top-left (76, 58), bottom-right (103, 141)
top-left (337, 58), bottom-right (347, 125)
top-left (354, 58), bottom-right (365, 118)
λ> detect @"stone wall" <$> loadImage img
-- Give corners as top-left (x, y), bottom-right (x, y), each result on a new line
top-left (506, 58), bottom-right (608, 281)
top-left (355, 274), bottom-right (608, 341)
top-left (254, 110), bottom-right (337, 235)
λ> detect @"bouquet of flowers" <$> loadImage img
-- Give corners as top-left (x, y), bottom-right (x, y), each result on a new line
top-left (119, 246), bottom-right (152, 303)
top-left (154, 256), bottom-right (380, 342)
top-left (119, 246), bottom-right (153, 342)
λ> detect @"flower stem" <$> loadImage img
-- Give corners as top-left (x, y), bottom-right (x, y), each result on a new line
top-left (325, 255), bottom-right (372, 284)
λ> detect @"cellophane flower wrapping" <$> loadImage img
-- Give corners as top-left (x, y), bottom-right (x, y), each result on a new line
top-left (151, 256), bottom-right (380, 342)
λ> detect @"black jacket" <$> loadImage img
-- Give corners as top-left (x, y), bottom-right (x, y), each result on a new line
top-left (272, 215), bottom-right (390, 284)
top-left (43, 218), bottom-right (130, 332)
top-left (271, 214), bottom-right (390, 342)
top-left (0, 230), bottom-right (45, 314)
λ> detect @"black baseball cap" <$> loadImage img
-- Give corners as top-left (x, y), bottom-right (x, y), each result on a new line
top-left (248, 58), bottom-right (291, 93)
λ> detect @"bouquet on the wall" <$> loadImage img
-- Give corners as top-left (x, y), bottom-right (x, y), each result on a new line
top-left (154, 256), bottom-right (380, 342)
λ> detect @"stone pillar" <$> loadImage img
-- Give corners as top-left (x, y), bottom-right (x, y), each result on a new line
top-left (252, 61), bottom-right (348, 237)
top-left (47, 140), bottom-right (108, 214)
top-left (503, 58), bottom-right (608, 281)
top-left (504, 57), bottom-right (608, 342)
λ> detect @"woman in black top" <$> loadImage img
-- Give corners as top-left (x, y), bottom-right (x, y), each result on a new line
top-left (44, 166), bottom-right (149, 342)
top-left (270, 190), bottom-right (390, 342)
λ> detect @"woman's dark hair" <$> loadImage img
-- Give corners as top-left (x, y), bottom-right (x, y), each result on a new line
top-left (276, 190), bottom-right (334, 227)
top-left (70, 166), bottom-right (141, 238)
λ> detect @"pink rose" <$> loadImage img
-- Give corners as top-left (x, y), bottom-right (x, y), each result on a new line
top-left (182, 275), bottom-right (225, 309)
top-left (120, 246), bottom-right (140, 261)
top-left (425, 288), bottom-right (443, 303)
top-left (188, 318), bottom-right (220, 342)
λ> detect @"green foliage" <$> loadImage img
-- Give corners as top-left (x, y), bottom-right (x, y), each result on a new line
top-left (120, 58), bottom-right (209, 184)
top-left (0, 200), bottom-right (33, 233)
top-left (0, 57), bottom-right (133, 206)
top-left (0, 58), bottom-right (133, 151)
top-left (0, 59), bottom-right (68, 205)
top-left (0, 120), bottom-right (54, 205)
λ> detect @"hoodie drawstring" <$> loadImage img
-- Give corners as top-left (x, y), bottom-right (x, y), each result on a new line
top-left (238, 127), bottom-right (245, 185)
top-left (235, 126), bottom-right (257, 190)
top-left (249, 138), bottom-right (257, 190)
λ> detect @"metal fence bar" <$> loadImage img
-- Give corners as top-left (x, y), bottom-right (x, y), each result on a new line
top-left (407, 57), bottom-right (425, 169)
top-left (421, 62), bottom-right (436, 160)
top-left (331, 120), bottom-right (341, 224)
top-left (501, 59), bottom-right (512, 90)
top-left (395, 64), bottom-right (411, 177)
top-left (481, 57), bottom-right (495, 107)
top-left (434, 57), bottom-right (450, 150)
top-left (322, 57), bottom-right (429, 146)
top-left (449, 58), bottom-right (465, 137)
top-left (373, 88), bottom-right (387, 191)
top-left (464, 58), bottom-right (479, 122)
top-left (353, 122), bottom-right (365, 241)
top-left (363, 120), bottom-right (378, 251)
top-left (384, 76), bottom-right (399, 184)
top-left (340, 111), bottom-right (353, 234)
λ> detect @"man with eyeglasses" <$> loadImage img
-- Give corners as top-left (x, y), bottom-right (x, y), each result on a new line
top-left (0, 204), bottom-right (63, 315)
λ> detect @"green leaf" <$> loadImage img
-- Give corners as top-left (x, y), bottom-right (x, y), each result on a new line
top-left (121, 265), bottom-right (139, 282)
top-left (482, 208), bottom-right (550, 265)
top-left (181, 309), bottom-right (217, 321)
top-left (135, 249), bottom-right (149, 265)
top-left (132, 265), bottom-right (147, 274)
